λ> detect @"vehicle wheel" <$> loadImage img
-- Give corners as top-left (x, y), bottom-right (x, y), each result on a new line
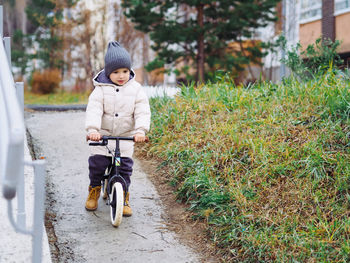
top-left (109, 182), bottom-right (123, 227)
top-left (101, 178), bottom-right (108, 199)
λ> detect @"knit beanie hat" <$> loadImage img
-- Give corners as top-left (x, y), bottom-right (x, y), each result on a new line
top-left (104, 41), bottom-right (132, 77)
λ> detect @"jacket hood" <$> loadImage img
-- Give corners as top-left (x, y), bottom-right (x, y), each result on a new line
top-left (93, 69), bottom-right (136, 86)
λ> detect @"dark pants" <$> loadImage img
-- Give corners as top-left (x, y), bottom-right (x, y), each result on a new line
top-left (88, 154), bottom-right (134, 189)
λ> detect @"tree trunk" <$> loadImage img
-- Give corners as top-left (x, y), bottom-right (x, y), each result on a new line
top-left (16, 0), bottom-right (27, 34)
top-left (3, 2), bottom-right (12, 36)
top-left (196, 4), bottom-right (205, 83)
top-left (142, 34), bottom-right (149, 85)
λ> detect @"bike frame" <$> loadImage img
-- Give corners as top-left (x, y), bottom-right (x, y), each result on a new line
top-left (89, 136), bottom-right (134, 200)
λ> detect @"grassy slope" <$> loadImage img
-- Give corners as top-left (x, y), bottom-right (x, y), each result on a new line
top-left (144, 72), bottom-right (350, 262)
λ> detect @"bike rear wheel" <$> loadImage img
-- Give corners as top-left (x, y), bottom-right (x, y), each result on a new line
top-left (109, 182), bottom-right (124, 227)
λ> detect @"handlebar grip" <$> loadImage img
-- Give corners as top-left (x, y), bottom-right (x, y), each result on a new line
top-left (89, 142), bottom-right (103, 146)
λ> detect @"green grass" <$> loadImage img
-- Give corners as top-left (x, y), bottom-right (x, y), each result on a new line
top-left (24, 90), bottom-right (90, 105)
top-left (143, 70), bottom-right (350, 262)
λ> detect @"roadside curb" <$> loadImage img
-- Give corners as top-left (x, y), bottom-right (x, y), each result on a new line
top-left (25, 104), bottom-right (87, 111)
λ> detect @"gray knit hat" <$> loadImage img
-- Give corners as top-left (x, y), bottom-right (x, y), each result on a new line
top-left (104, 41), bottom-right (131, 77)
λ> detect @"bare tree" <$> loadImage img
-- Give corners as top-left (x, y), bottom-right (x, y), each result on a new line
top-left (60, 0), bottom-right (151, 90)
top-left (61, 1), bottom-right (109, 91)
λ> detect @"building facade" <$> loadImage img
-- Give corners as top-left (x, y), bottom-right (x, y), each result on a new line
top-left (263, 0), bottom-right (350, 82)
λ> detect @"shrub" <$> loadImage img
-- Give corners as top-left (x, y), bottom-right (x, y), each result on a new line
top-left (31, 69), bottom-right (61, 94)
top-left (281, 37), bottom-right (343, 80)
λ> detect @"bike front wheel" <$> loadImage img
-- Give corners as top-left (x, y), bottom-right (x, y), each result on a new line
top-left (109, 182), bottom-right (124, 227)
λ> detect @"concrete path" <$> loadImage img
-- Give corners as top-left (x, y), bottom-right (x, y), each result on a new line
top-left (25, 111), bottom-right (200, 263)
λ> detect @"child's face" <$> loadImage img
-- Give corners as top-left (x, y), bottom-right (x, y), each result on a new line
top-left (109, 68), bottom-right (130, 86)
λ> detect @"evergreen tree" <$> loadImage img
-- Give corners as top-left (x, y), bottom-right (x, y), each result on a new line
top-left (12, 0), bottom-right (77, 73)
top-left (122, 0), bottom-right (280, 82)
top-left (25, 0), bottom-right (64, 69)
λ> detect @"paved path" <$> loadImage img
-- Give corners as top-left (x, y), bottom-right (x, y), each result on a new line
top-left (25, 111), bottom-right (199, 263)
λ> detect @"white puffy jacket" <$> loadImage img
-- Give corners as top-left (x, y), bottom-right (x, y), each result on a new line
top-left (85, 70), bottom-right (151, 157)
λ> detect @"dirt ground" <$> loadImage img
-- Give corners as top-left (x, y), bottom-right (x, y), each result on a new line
top-left (134, 153), bottom-right (220, 262)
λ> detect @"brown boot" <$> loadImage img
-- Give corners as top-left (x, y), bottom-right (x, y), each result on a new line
top-left (85, 186), bottom-right (101, 211)
top-left (123, 192), bottom-right (132, 217)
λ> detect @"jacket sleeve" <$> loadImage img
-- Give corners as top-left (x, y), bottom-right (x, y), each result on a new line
top-left (134, 87), bottom-right (151, 135)
top-left (85, 86), bottom-right (104, 134)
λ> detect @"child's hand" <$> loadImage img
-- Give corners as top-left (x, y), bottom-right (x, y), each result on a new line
top-left (88, 132), bottom-right (101, 141)
top-left (134, 133), bottom-right (146, 142)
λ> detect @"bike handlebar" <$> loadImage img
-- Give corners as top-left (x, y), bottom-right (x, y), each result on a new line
top-left (102, 136), bottom-right (135, 141)
top-left (88, 135), bottom-right (148, 146)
